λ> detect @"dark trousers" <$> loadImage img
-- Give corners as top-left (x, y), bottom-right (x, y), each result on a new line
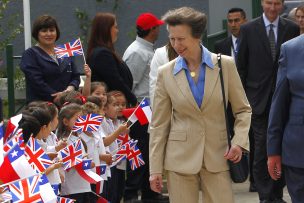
top-left (124, 122), bottom-right (158, 200)
top-left (251, 113), bottom-right (285, 200)
top-left (285, 165), bottom-right (304, 203)
top-left (62, 192), bottom-right (91, 203)
top-left (249, 128), bottom-right (255, 184)
top-left (107, 167), bottom-right (125, 203)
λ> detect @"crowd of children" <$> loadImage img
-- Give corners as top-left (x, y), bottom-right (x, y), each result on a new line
top-left (6, 67), bottom-right (132, 203)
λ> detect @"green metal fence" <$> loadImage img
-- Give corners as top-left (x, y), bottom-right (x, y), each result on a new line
top-left (6, 44), bottom-right (22, 117)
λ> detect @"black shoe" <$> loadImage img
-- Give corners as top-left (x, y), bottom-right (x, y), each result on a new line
top-left (142, 194), bottom-right (169, 203)
top-left (272, 198), bottom-right (287, 203)
top-left (249, 182), bottom-right (257, 192)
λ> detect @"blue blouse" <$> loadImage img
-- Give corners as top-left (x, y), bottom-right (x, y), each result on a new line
top-left (173, 45), bottom-right (214, 107)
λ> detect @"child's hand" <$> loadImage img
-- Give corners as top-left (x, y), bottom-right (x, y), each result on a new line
top-left (47, 152), bottom-right (58, 160)
top-left (100, 154), bottom-right (113, 165)
top-left (91, 161), bottom-right (95, 169)
top-left (84, 64), bottom-right (91, 78)
top-left (56, 139), bottom-right (67, 151)
top-left (52, 161), bottom-right (63, 169)
top-left (117, 122), bottom-right (128, 134)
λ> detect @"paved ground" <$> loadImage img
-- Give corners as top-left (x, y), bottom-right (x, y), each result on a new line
top-left (232, 180), bottom-right (291, 203)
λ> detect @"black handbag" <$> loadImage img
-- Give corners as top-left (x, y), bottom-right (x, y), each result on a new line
top-left (217, 54), bottom-right (249, 183)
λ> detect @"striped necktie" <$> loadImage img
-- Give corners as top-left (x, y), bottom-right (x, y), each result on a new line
top-left (268, 24), bottom-right (276, 61)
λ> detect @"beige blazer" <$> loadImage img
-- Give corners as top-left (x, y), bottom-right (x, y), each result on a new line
top-left (149, 53), bottom-right (251, 175)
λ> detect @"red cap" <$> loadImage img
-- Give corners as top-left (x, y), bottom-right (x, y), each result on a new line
top-left (136, 13), bottom-right (164, 30)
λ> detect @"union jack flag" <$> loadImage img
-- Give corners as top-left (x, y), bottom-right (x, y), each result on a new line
top-left (116, 133), bottom-right (130, 147)
top-left (0, 187), bottom-right (12, 202)
top-left (24, 137), bottom-right (53, 173)
top-left (57, 196), bottom-right (75, 203)
top-left (60, 139), bottom-right (83, 170)
top-left (8, 175), bottom-right (42, 203)
top-left (54, 38), bottom-right (83, 58)
top-left (72, 113), bottom-right (103, 133)
top-left (128, 144), bottom-right (145, 170)
top-left (3, 129), bottom-right (24, 153)
top-left (113, 140), bottom-right (136, 164)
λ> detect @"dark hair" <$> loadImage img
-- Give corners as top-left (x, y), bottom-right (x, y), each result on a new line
top-left (136, 26), bottom-right (152, 38)
top-left (87, 12), bottom-right (121, 62)
top-left (25, 107), bottom-right (52, 127)
top-left (26, 101), bottom-right (58, 121)
top-left (228, 8), bottom-right (246, 19)
top-left (91, 81), bottom-right (108, 94)
top-left (57, 103), bottom-right (82, 139)
top-left (32, 15), bottom-right (60, 41)
top-left (18, 113), bottom-right (41, 143)
top-left (20, 107), bottom-right (52, 142)
top-left (162, 7), bottom-right (207, 39)
top-left (87, 96), bottom-right (102, 108)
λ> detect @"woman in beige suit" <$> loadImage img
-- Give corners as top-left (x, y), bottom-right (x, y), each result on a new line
top-left (149, 7), bottom-right (251, 203)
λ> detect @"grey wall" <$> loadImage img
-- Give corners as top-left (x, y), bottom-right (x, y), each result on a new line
top-left (208, 0), bottom-right (252, 34)
top-left (1, 0), bottom-right (209, 59)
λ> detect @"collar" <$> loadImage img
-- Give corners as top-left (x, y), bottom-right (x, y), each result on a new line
top-left (231, 35), bottom-right (238, 48)
top-left (173, 44), bottom-right (214, 75)
top-left (136, 36), bottom-right (154, 50)
top-left (263, 13), bottom-right (279, 28)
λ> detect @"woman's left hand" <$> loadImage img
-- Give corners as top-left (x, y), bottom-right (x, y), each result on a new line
top-left (224, 145), bottom-right (243, 163)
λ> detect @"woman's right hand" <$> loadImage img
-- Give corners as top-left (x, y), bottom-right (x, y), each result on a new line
top-left (149, 173), bottom-right (163, 193)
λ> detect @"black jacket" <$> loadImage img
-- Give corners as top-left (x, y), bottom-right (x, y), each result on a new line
top-left (89, 47), bottom-right (137, 106)
top-left (237, 16), bottom-right (299, 115)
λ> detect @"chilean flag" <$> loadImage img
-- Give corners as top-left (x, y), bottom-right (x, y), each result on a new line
top-left (0, 143), bottom-right (36, 183)
top-left (134, 98), bottom-right (152, 125)
top-left (122, 108), bottom-right (138, 123)
top-left (3, 114), bottom-right (22, 143)
top-left (75, 159), bottom-right (103, 184)
top-left (122, 99), bottom-right (152, 125)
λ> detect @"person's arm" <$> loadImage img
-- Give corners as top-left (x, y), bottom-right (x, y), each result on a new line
top-left (81, 64), bottom-right (91, 97)
top-left (267, 44), bottom-right (290, 180)
top-left (124, 51), bottom-right (147, 91)
top-left (103, 122), bottom-right (128, 146)
top-left (149, 66), bottom-right (172, 193)
top-left (92, 49), bottom-right (137, 105)
top-left (223, 56), bottom-right (252, 151)
top-left (20, 48), bottom-right (57, 101)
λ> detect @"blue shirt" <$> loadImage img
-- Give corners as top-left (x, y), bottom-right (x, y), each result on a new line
top-left (173, 45), bottom-right (214, 107)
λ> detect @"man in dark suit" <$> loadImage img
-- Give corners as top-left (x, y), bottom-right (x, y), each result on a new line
top-left (237, 0), bottom-right (300, 202)
top-left (268, 34), bottom-right (304, 203)
top-left (214, 8), bottom-right (247, 58)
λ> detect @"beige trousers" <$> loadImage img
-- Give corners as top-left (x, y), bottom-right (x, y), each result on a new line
top-left (167, 168), bottom-right (234, 203)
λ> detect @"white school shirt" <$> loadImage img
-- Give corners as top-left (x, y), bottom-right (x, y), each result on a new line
top-left (114, 119), bottom-right (127, 170)
top-left (79, 131), bottom-right (106, 172)
top-left (46, 132), bottom-right (58, 153)
top-left (37, 138), bottom-right (61, 184)
top-left (60, 135), bottom-right (91, 195)
top-left (98, 118), bottom-right (117, 177)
